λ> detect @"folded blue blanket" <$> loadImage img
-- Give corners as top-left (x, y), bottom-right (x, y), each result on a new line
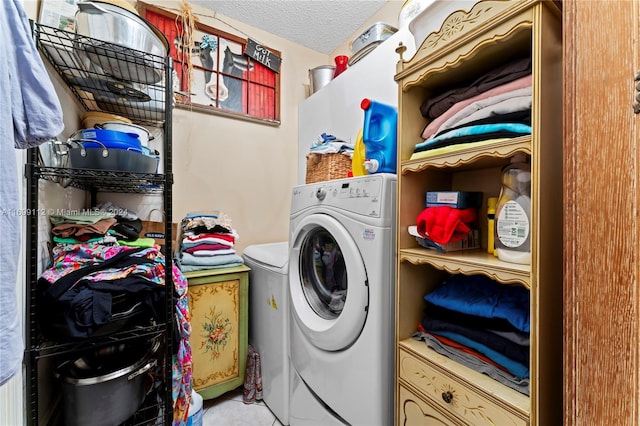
top-left (179, 252), bottom-right (244, 266)
top-left (424, 274), bottom-right (530, 333)
top-left (415, 122), bottom-right (531, 152)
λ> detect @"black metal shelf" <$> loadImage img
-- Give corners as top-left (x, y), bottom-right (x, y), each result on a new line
top-left (26, 20), bottom-right (175, 426)
top-left (29, 164), bottom-right (170, 193)
top-left (33, 22), bottom-right (168, 127)
top-left (29, 323), bottom-right (168, 360)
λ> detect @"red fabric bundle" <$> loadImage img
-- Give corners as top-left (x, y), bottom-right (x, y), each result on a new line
top-left (416, 206), bottom-right (477, 245)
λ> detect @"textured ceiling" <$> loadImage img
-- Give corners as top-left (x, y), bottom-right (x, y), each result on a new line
top-left (189, 0), bottom-right (389, 54)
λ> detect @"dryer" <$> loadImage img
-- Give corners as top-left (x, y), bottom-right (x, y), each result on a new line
top-left (288, 173), bottom-right (396, 425)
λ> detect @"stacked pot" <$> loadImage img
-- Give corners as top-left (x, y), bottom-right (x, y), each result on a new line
top-left (62, 112), bottom-right (160, 173)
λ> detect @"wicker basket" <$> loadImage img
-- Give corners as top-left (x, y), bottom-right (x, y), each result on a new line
top-left (305, 153), bottom-right (352, 183)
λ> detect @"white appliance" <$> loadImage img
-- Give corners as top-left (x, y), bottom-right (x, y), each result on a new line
top-left (297, 29), bottom-right (416, 185)
top-left (242, 242), bottom-right (290, 426)
top-left (399, 0), bottom-right (479, 49)
top-left (288, 174), bottom-right (396, 425)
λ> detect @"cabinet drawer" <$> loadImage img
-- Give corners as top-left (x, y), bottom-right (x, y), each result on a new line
top-left (399, 385), bottom-right (463, 426)
top-left (399, 349), bottom-right (527, 426)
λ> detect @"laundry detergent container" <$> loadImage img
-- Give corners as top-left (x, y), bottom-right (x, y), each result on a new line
top-left (242, 242), bottom-right (290, 425)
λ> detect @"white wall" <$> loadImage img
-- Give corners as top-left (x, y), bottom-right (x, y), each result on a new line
top-left (137, 0), bottom-right (328, 252)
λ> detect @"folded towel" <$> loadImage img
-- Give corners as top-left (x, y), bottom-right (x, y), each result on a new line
top-left (416, 206), bottom-right (477, 245)
top-left (415, 122), bottom-right (532, 153)
top-left (187, 248), bottom-right (236, 257)
top-left (420, 75), bottom-right (532, 140)
top-left (183, 243), bottom-right (232, 254)
top-left (179, 252), bottom-right (244, 267)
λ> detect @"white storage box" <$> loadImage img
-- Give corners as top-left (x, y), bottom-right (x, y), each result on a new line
top-left (349, 22), bottom-right (398, 56)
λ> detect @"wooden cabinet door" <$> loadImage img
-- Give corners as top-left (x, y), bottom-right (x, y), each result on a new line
top-left (564, 1), bottom-right (640, 424)
top-left (186, 266), bottom-right (249, 400)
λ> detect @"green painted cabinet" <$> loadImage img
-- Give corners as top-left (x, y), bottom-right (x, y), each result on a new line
top-left (185, 265), bottom-right (250, 400)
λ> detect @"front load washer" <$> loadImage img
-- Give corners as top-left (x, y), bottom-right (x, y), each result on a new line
top-left (288, 174), bottom-right (396, 425)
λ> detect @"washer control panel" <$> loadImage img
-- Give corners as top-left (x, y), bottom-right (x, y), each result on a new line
top-left (292, 174), bottom-right (395, 218)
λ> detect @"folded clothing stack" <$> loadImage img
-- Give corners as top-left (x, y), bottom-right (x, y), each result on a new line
top-left (49, 202), bottom-right (153, 248)
top-left (414, 274), bottom-right (531, 395)
top-left (175, 211), bottom-right (244, 272)
top-left (411, 56), bottom-right (533, 159)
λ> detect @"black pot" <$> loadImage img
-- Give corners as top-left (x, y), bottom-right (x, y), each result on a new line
top-left (56, 336), bottom-right (160, 426)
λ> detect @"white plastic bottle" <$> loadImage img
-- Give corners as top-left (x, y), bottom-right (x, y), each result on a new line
top-left (495, 153), bottom-right (531, 264)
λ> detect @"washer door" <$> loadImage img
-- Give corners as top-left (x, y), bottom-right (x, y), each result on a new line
top-left (289, 213), bottom-right (368, 351)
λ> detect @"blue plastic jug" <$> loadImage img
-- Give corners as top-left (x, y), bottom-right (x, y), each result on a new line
top-left (361, 98), bottom-right (398, 174)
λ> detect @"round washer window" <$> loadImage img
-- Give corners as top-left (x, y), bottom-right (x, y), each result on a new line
top-left (300, 228), bottom-right (347, 320)
top-left (288, 213), bottom-right (369, 351)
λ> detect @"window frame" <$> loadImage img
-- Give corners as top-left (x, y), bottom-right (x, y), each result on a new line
top-left (137, 2), bottom-right (281, 126)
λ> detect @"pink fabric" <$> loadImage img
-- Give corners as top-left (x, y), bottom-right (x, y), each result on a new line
top-left (421, 74), bottom-right (532, 140)
top-left (184, 243), bottom-right (229, 254)
top-left (184, 232), bottom-right (235, 244)
top-left (416, 206), bottom-right (477, 245)
top-left (243, 345), bottom-right (263, 404)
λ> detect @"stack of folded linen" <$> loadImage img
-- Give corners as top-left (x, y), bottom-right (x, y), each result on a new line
top-left (49, 209), bottom-right (119, 247)
top-left (49, 202), bottom-right (162, 250)
top-left (413, 274), bottom-right (530, 396)
top-left (411, 56), bottom-right (533, 159)
top-left (175, 211), bottom-right (244, 272)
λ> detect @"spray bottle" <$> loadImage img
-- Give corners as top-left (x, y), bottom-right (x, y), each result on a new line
top-left (494, 153), bottom-right (531, 264)
top-left (361, 98), bottom-right (398, 174)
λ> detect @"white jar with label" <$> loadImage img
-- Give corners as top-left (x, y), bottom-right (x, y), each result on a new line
top-left (495, 153), bottom-right (531, 264)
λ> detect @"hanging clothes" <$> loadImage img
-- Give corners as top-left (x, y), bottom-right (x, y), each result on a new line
top-left (0, 0), bottom-right (63, 386)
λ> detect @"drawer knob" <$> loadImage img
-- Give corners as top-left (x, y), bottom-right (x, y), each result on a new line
top-left (441, 391), bottom-right (454, 404)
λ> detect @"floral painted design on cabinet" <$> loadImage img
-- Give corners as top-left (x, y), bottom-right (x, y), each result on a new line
top-left (201, 306), bottom-right (233, 360)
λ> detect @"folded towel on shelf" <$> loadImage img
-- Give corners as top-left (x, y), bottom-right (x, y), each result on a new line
top-left (416, 206), bottom-right (477, 245)
top-left (51, 218), bottom-right (117, 238)
top-left (414, 122), bottom-right (532, 153)
top-left (183, 243), bottom-right (233, 253)
top-left (49, 211), bottom-right (116, 226)
top-left (181, 233), bottom-right (236, 248)
top-left (420, 75), bottom-right (532, 140)
top-left (176, 252), bottom-right (245, 272)
top-left (187, 248), bottom-right (236, 257)
top-left (409, 138), bottom-right (510, 161)
top-left (429, 92), bottom-right (532, 139)
top-left (420, 56), bottom-right (532, 120)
